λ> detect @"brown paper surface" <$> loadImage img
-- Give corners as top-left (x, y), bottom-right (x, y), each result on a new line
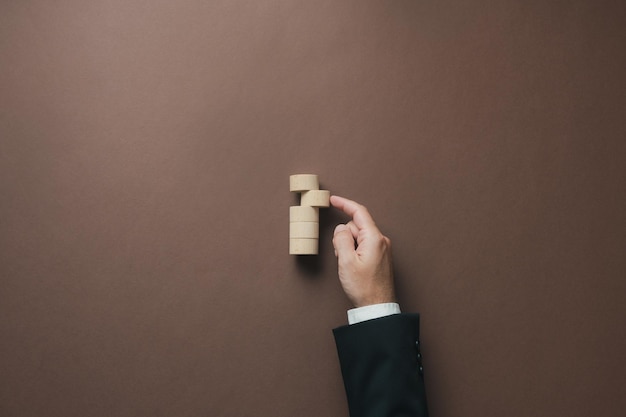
top-left (1, 1), bottom-right (625, 416)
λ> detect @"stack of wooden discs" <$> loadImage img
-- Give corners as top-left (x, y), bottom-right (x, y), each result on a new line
top-left (289, 174), bottom-right (330, 255)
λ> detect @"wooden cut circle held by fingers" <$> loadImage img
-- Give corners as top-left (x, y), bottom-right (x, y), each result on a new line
top-left (301, 190), bottom-right (330, 207)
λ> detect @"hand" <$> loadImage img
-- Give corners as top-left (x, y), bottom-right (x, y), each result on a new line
top-left (330, 195), bottom-right (396, 308)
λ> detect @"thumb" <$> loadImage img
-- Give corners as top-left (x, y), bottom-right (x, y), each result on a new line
top-left (333, 224), bottom-right (356, 259)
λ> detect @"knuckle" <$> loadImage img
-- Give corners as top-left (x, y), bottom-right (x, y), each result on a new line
top-left (337, 257), bottom-right (352, 270)
top-left (333, 225), bottom-right (346, 236)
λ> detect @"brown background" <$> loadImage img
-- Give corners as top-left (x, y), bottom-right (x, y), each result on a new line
top-left (1, 1), bottom-right (625, 416)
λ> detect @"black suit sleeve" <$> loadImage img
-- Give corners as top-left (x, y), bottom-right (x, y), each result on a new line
top-left (333, 313), bottom-right (428, 417)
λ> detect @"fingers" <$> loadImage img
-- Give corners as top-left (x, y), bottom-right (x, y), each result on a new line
top-left (330, 195), bottom-right (378, 230)
top-left (333, 224), bottom-right (356, 259)
top-left (346, 221), bottom-right (359, 240)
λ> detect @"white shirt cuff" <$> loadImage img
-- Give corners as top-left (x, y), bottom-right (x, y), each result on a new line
top-left (347, 303), bottom-right (401, 325)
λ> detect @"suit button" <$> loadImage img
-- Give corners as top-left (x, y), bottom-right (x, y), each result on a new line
top-left (417, 353), bottom-right (422, 361)
top-left (418, 365), bottom-right (424, 375)
top-left (415, 340), bottom-right (420, 349)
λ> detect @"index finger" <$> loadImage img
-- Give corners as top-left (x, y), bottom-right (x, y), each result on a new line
top-left (330, 195), bottom-right (378, 230)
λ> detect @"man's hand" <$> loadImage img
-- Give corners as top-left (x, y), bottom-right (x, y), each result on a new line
top-left (330, 195), bottom-right (396, 308)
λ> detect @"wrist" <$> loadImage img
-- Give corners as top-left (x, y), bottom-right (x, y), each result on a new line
top-left (353, 292), bottom-right (396, 308)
